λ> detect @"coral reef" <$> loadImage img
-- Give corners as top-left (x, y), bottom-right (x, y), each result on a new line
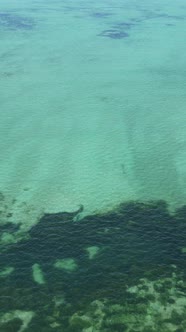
top-left (68, 272), bottom-right (186, 331)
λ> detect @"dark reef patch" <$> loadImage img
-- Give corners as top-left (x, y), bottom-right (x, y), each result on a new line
top-left (0, 200), bottom-right (186, 330)
top-left (113, 21), bottom-right (135, 29)
top-left (0, 222), bottom-right (20, 234)
top-left (0, 318), bottom-right (22, 332)
top-left (98, 29), bottom-right (129, 39)
top-left (90, 12), bottom-right (112, 19)
top-left (0, 12), bottom-right (35, 30)
top-left (150, 13), bottom-right (185, 21)
top-left (137, 9), bottom-right (185, 21)
top-left (0, 71), bottom-right (15, 78)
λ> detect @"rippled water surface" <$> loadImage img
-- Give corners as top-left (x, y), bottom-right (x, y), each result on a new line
top-left (0, 0), bottom-right (186, 331)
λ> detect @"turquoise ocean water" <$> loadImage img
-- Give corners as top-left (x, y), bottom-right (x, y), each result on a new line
top-left (0, 0), bottom-right (186, 331)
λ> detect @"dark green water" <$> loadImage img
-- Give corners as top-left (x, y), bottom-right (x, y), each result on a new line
top-left (0, 200), bottom-right (186, 331)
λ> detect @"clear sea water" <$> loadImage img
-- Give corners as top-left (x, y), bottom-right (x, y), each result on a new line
top-left (0, 0), bottom-right (186, 331)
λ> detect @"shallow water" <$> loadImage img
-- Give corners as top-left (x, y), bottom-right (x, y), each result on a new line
top-left (0, 0), bottom-right (186, 331)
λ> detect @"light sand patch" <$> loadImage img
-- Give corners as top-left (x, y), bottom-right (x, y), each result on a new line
top-left (0, 310), bottom-right (34, 332)
top-left (54, 258), bottom-right (78, 272)
top-left (32, 263), bottom-right (45, 285)
top-left (86, 246), bottom-right (100, 259)
top-left (0, 266), bottom-right (14, 278)
top-left (1, 232), bottom-right (15, 245)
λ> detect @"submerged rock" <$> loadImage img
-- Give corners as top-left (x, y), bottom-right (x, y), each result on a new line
top-left (98, 29), bottom-right (129, 39)
top-left (40, 204), bottom-right (84, 224)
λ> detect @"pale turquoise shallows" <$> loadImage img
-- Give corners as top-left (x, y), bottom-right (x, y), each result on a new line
top-left (0, 0), bottom-right (186, 229)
